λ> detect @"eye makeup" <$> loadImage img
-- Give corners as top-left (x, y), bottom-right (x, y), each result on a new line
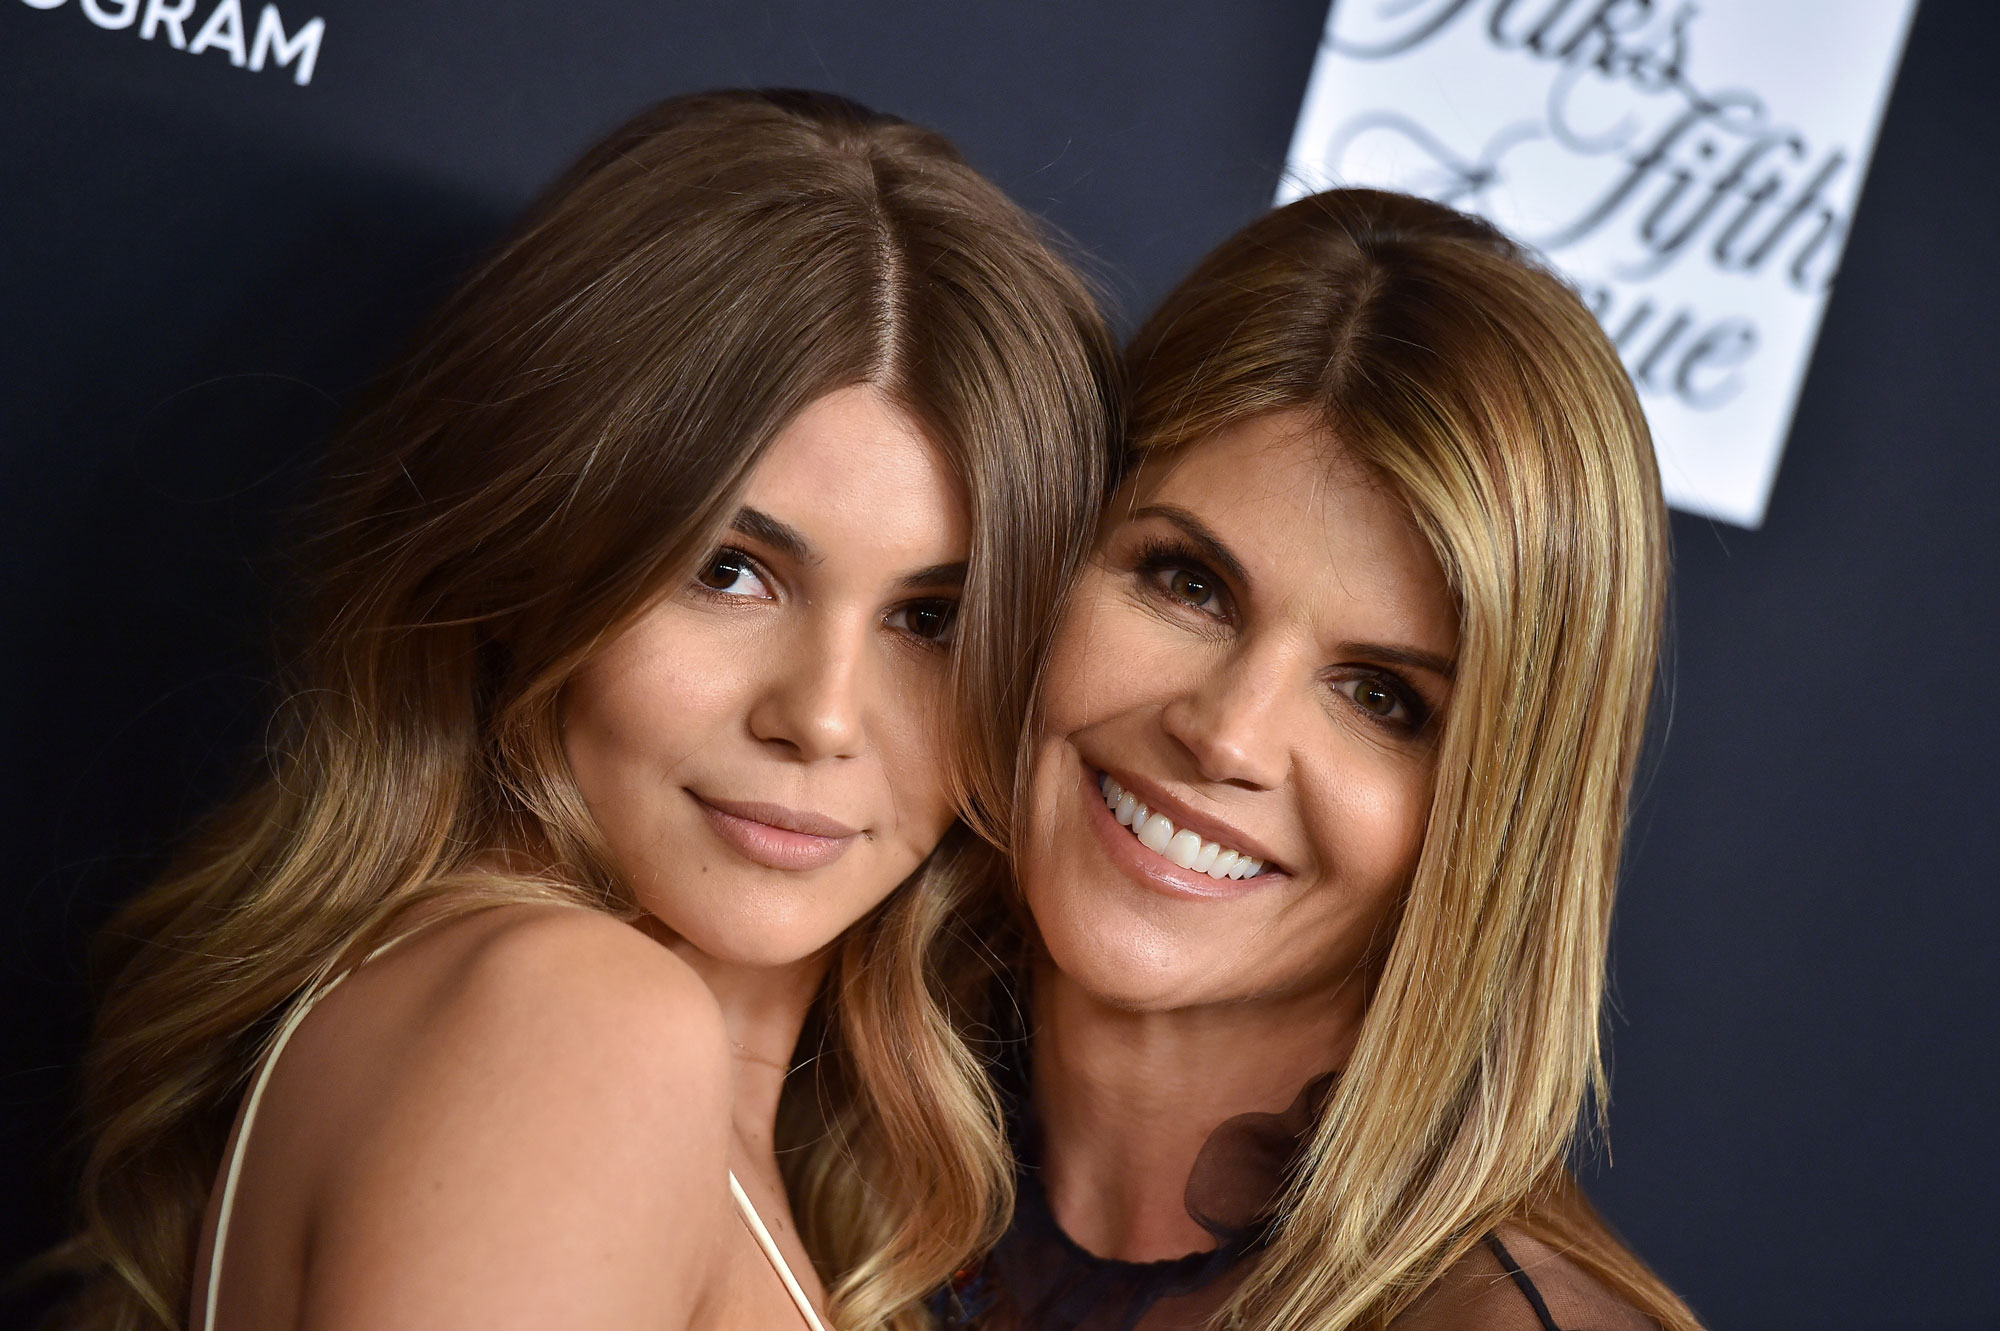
top-left (1115, 525), bottom-right (1448, 739)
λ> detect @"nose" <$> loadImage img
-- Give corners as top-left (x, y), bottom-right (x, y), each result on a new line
top-left (1159, 647), bottom-right (1289, 791)
top-left (745, 611), bottom-right (868, 762)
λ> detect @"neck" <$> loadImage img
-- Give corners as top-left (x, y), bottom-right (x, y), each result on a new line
top-left (1029, 959), bottom-right (1366, 1262)
top-left (635, 917), bottom-right (828, 1160)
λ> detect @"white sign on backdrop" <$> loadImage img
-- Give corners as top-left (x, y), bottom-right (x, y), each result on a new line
top-left (1280, 0), bottom-right (1920, 527)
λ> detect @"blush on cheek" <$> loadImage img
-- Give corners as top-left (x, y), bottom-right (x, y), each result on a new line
top-left (1352, 771), bottom-right (1432, 887)
top-left (883, 738), bottom-right (958, 854)
top-left (1311, 752), bottom-right (1432, 874)
top-left (1026, 572), bottom-right (1126, 731)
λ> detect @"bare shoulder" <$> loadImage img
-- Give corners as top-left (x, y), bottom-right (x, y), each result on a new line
top-left (405, 902), bottom-right (730, 1058)
top-left (336, 901), bottom-right (735, 1113)
top-left (1391, 1225), bottom-right (1658, 1331)
top-left (273, 904), bottom-right (736, 1327)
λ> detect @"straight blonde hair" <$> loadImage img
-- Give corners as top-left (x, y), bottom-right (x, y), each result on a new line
top-left (52, 89), bottom-right (1117, 1331)
top-left (1119, 189), bottom-right (1699, 1330)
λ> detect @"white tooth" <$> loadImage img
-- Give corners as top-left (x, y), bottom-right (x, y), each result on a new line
top-left (1192, 840), bottom-right (1220, 873)
top-left (1237, 858), bottom-right (1261, 879)
top-left (1208, 849), bottom-right (1240, 879)
top-left (1100, 772), bottom-right (1114, 799)
top-left (1137, 812), bottom-right (1175, 854)
top-left (1105, 775), bottom-right (1125, 804)
top-left (1115, 793), bottom-right (1138, 826)
top-left (1227, 859), bottom-right (1248, 879)
top-left (1166, 829), bottom-right (1202, 868)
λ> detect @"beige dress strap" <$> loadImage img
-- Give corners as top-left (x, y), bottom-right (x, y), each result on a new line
top-left (201, 931), bottom-right (418, 1331)
top-left (728, 1170), bottom-right (829, 1329)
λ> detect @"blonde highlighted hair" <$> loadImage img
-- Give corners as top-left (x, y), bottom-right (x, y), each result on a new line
top-left (1120, 189), bottom-right (1698, 1329)
top-left (53, 90), bottom-right (1116, 1330)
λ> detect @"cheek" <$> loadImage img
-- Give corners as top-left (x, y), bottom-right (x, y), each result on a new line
top-left (863, 661), bottom-right (961, 846)
top-left (562, 639), bottom-right (729, 820)
top-left (1017, 747), bottom-right (1074, 900)
top-left (1015, 744), bottom-right (1177, 1003)
top-left (1032, 579), bottom-right (1158, 745)
top-left (1304, 749), bottom-right (1434, 922)
top-left (883, 720), bottom-right (956, 841)
top-left (1018, 607), bottom-right (1113, 865)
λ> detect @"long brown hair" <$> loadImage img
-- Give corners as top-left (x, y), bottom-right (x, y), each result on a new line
top-left (54, 89), bottom-right (1117, 1330)
top-left (1117, 188), bottom-right (1697, 1329)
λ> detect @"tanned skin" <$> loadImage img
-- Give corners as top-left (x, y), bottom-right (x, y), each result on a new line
top-left (193, 386), bottom-right (972, 1330)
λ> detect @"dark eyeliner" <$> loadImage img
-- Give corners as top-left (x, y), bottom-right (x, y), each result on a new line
top-left (688, 545), bottom-right (767, 602)
top-left (1131, 536), bottom-right (1232, 619)
top-left (1342, 669), bottom-right (1435, 736)
top-left (889, 595), bottom-right (959, 648)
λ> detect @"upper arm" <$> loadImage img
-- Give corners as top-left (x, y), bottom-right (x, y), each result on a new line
top-left (296, 908), bottom-right (734, 1331)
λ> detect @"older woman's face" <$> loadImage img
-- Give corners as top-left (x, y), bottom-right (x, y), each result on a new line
top-left (1018, 411), bottom-right (1458, 1012)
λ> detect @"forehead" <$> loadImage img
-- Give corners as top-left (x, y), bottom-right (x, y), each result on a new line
top-left (745, 384), bottom-right (969, 561)
top-left (1132, 411), bottom-right (1457, 651)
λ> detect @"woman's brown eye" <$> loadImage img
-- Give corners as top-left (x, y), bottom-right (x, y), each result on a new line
top-left (697, 556), bottom-right (740, 589)
top-left (695, 551), bottom-right (760, 594)
top-left (904, 601), bottom-right (955, 641)
top-left (1354, 680), bottom-right (1399, 716)
top-left (1168, 570), bottom-right (1211, 605)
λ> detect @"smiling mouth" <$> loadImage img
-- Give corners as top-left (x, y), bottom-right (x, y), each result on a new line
top-left (1094, 772), bottom-right (1270, 880)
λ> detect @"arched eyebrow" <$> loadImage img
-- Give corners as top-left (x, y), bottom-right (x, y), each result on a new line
top-left (734, 506), bottom-right (965, 593)
top-left (1135, 504), bottom-right (1455, 681)
top-left (894, 562), bottom-right (967, 593)
top-left (1130, 504), bottom-right (1251, 588)
top-left (732, 499), bottom-right (816, 555)
top-left (732, 507), bottom-right (814, 564)
top-left (1339, 642), bottom-right (1456, 682)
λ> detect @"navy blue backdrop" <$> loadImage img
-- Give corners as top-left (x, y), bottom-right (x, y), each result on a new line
top-left (3, 2), bottom-right (1996, 1326)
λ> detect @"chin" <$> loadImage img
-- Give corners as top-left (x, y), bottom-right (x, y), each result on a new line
top-left (680, 920), bottom-right (850, 971)
top-left (642, 884), bottom-right (872, 971)
top-left (1028, 883), bottom-right (1214, 1013)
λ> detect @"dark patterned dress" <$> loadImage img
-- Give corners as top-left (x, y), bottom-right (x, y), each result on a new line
top-left (934, 1069), bottom-right (1657, 1331)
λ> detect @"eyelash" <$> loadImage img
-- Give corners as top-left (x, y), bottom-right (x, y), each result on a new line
top-left (689, 546), bottom-right (959, 649)
top-left (690, 547), bottom-right (772, 601)
top-left (1134, 537), bottom-right (1234, 623)
top-left (1328, 672), bottom-right (1433, 735)
top-left (885, 599), bottom-right (959, 648)
top-left (1129, 536), bottom-right (1433, 736)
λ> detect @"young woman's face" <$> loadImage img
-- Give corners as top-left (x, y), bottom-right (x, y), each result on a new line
top-left (1018, 411), bottom-right (1458, 1013)
top-left (565, 384), bottom-right (968, 969)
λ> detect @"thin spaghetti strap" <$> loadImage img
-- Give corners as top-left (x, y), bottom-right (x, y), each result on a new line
top-left (199, 930), bottom-right (426, 1331)
top-left (729, 1170), bottom-right (829, 1331)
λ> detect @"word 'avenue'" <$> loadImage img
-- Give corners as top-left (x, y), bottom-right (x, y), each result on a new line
top-left (20, 0), bottom-right (325, 86)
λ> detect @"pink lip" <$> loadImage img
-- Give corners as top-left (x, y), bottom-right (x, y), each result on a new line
top-left (1078, 766), bottom-right (1286, 900)
top-left (691, 792), bottom-right (860, 872)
